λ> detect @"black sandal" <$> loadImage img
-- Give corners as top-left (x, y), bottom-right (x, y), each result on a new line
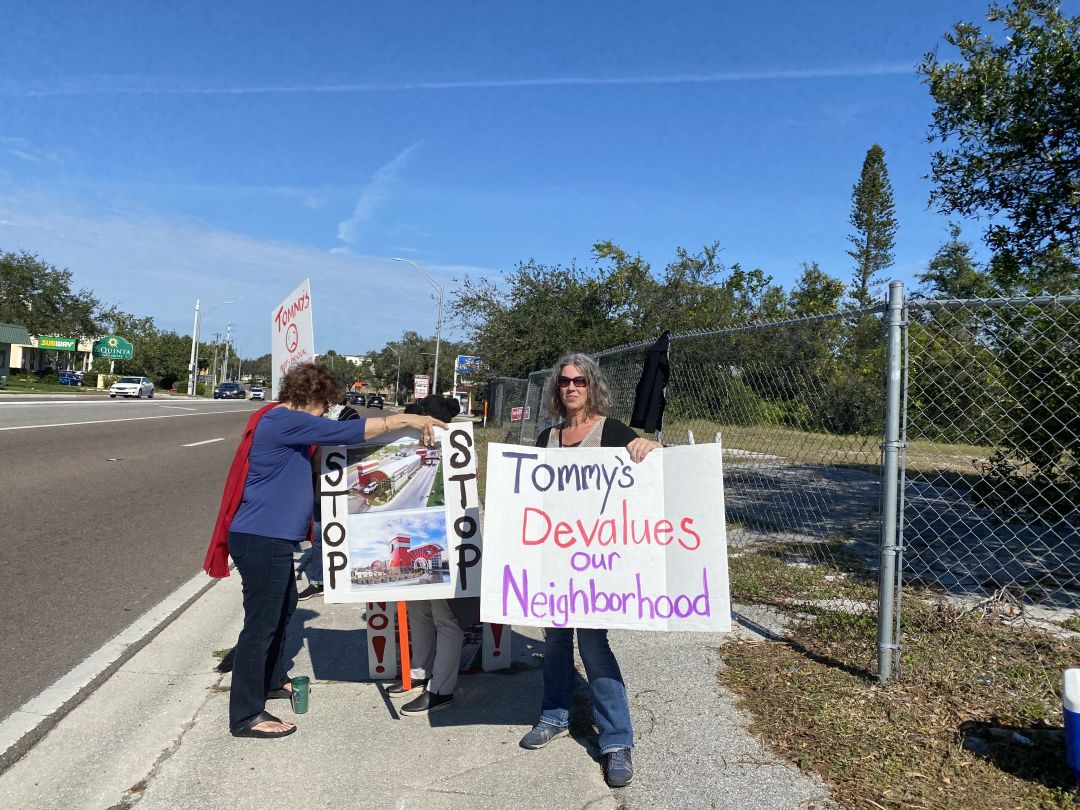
top-left (230, 711), bottom-right (296, 739)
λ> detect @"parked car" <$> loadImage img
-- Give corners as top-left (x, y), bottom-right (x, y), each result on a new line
top-left (58, 370), bottom-right (84, 385)
top-left (214, 382), bottom-right (246, 399)
top-left (362, 481), bottom-right (378, 495)
top-left (344, 391), bottom-right (365, 406)
top-left (249, 385), bottom-right (265, 401)
top-left (366, 394), bottom-right (384, 409)
top-left (110, 376), bottom-right (154, 398)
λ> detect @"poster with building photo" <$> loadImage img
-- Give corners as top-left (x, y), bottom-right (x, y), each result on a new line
top-left (319, 421), bottom-right (482, 603)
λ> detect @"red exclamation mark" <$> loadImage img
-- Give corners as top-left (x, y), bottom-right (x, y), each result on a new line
top-left (491, 623), bottom-right (504, 657)
top-left (372, 636), bottom-right (387, 673)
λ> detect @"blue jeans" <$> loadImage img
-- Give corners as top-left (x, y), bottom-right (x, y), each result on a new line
top-left (228, 532), bottom-right (298, 729)
top-left (296, 536), bottom-right (323, 585)
top-left (540, 628), bottom-right (633, 753)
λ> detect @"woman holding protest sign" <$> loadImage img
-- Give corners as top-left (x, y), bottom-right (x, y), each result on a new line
top-left (203, 362), bottom-right (447, 740)
top-left (519, 353), bottom-right (661, 787)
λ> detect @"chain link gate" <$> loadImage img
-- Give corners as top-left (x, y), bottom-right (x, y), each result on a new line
top-left (886, 288), bottom-right (1080, 681)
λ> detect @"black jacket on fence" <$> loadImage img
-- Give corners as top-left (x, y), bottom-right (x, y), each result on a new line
top-left (630, 330), bottom-right (670, 434)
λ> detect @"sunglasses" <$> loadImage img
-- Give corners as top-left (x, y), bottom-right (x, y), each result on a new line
top-left (557, 375), bottom-right (589, 389)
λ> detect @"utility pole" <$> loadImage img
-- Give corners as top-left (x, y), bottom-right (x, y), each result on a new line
top-left (392, 258), bottom-right (444, 394)
top-left (187, 299), bottom-right (201, 396)
top-left (211, 332), bottom-right (220, 394)
top-left (222, 323), bottom-right (232, 381)
top-left (387, 344), bottom-right (402, 404)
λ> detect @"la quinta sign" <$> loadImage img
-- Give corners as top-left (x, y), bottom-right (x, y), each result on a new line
top-left (92, 335), bottom-right (134, 360)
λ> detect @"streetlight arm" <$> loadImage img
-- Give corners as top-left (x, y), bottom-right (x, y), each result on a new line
top-left (392, 257), bottom-right (441, 294)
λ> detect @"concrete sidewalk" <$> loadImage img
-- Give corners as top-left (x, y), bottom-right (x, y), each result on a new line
top-left (0, 574), bottom-right (833, 809)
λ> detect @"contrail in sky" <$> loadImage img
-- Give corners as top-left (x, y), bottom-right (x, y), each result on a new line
top-left (0, 64), bottom-right (915, 97)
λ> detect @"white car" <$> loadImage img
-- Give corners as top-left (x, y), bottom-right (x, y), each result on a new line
top-left (110, 376), bottom-right (154, 399)
top-left (249, 385), bottom-right (265, 401)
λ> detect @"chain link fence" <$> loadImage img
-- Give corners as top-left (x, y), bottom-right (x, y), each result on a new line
top-left (514, 305), bottom-right (892, 675)
top-left (502, 284), bottom-right (1080, 683)
top-left (484, 376), bottom-right (529, 428)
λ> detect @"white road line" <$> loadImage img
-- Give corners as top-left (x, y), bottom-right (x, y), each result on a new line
top-left (182, 437), bottom-right (225, 447)
top-left (0, 409), bottom-right (250, 432)
top-left (159, 405), bottom-right (198, 411)
top-left (0, 569), bottom-right (221, 769)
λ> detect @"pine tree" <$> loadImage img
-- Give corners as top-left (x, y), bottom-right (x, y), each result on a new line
top-left (847, 145), bottom-right (897, 307)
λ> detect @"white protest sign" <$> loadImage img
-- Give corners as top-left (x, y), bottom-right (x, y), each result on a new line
top-left (319, 421), bottom-right (482, 603)
top-left (480, 442), bottom-right (730, 632)
top-left (270, 278), bottom-right (314, 400)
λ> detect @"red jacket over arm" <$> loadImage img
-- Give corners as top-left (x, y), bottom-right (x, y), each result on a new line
top-left (202, 403), bottom-right (280, 578)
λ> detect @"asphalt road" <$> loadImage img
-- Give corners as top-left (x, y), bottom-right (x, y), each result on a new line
top-left (0, 396), bottom-right (387, 722)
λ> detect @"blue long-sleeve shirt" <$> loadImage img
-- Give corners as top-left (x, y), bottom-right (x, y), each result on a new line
top-left (230, 407), bottom-right (367, 541)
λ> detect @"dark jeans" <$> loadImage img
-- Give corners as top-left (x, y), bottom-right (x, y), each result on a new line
top-left (228, 532), bottom-right (299, 730)
top-left (540, 628), bottom-right (633, 753)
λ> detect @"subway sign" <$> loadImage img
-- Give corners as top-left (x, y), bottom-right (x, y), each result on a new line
top-left (39, 336), bottom-right (78, 351)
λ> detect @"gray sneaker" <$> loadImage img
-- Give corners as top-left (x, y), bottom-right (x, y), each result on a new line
top-left (603, 748), bottom-right (634, 788)
top-left (519, 721), bottom-right (570, 749)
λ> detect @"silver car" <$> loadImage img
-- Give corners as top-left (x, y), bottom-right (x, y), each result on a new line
top-left (110, 376), bottom-right (154, 398)
top-left (249, 385), bottom-right (265, 401)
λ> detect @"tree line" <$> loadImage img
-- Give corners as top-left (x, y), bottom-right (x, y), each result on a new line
top-left (0, 251), bottom-right (249, 388)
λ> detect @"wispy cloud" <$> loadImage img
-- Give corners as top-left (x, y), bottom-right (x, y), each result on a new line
top-left (0, 64), bottom-right (916, 97)
top-left (0, 136), bottom-right (64, 164)
top-left (336, 143), bottom-right (420, 247)
top-left (0, 184), bottom-right (494, 351)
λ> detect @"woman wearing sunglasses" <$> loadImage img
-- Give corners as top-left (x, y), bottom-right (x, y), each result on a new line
top-left (519, 353), bottom-right (662, 787)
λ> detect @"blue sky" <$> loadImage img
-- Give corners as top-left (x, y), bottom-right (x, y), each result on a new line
top-left (348, 508), bottom-right (446, 567)
top-left (0, 1), bottom-right (1058, 357)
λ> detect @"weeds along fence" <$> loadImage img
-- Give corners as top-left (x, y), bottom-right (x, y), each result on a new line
top-left (505, 282), bottom-right (1080, 684)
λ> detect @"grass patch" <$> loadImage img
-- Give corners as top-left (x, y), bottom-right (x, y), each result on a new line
top-left (1061, 616), bottom-right (1080, 633)
top-left (659, 418), bottom-right (997, 477)
top-left (427, 460), bottom-right (445, 507)
top-left (1, 377), bottom-right (101, 394)
top-left (729, 543), bottom-right (877, 605)
top-left (720, 590), bottom-right (1080, 808)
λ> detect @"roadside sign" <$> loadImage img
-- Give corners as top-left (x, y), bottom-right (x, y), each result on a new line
top-left (92, 335), bottom-right (133, 360)
top-left (510, 406), bottom-right (531, 422)
top-left (39, 336), bottom-right (78, 352)
top-left (414, 374), bottom-right (430, 398)
top-left (455, 355), bottom-right (483, 375)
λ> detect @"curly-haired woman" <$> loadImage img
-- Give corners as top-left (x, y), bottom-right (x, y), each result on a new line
top-left (518, 353), bottom-right (661, 787)
top-left (213, 362), bottom-right (447, 739)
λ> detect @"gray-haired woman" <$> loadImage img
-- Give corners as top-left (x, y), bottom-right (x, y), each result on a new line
top-left (518, 353), bottom-right (661, 787)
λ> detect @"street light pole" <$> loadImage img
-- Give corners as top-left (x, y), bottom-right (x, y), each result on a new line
top-left (391, 258), bottom-right (444, 395)
top-left (189, 300), bottom-right (234, 396)
top-left (187, 299), bottom-right (201, 395)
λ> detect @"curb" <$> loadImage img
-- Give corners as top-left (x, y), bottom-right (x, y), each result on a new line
top-left (0, 571), bottom-right (222, 775)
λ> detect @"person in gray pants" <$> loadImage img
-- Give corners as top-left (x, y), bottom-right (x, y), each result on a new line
top-left (388, 600), bottom-right (465, 715)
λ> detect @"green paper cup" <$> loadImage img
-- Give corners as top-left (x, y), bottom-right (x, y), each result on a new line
top-left (290, 676), bottom-right (310, 714)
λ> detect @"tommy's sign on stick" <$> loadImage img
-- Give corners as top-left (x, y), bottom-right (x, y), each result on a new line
top-left (319, 421), bottom-right (482, 603)
top-left (271, 278), bottom-right (314, 400)
top-left (480, 442), bottom-right (730, 632)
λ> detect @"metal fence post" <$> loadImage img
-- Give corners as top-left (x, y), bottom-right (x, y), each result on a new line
top-left (877, 280), bottom-right (905, 684)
